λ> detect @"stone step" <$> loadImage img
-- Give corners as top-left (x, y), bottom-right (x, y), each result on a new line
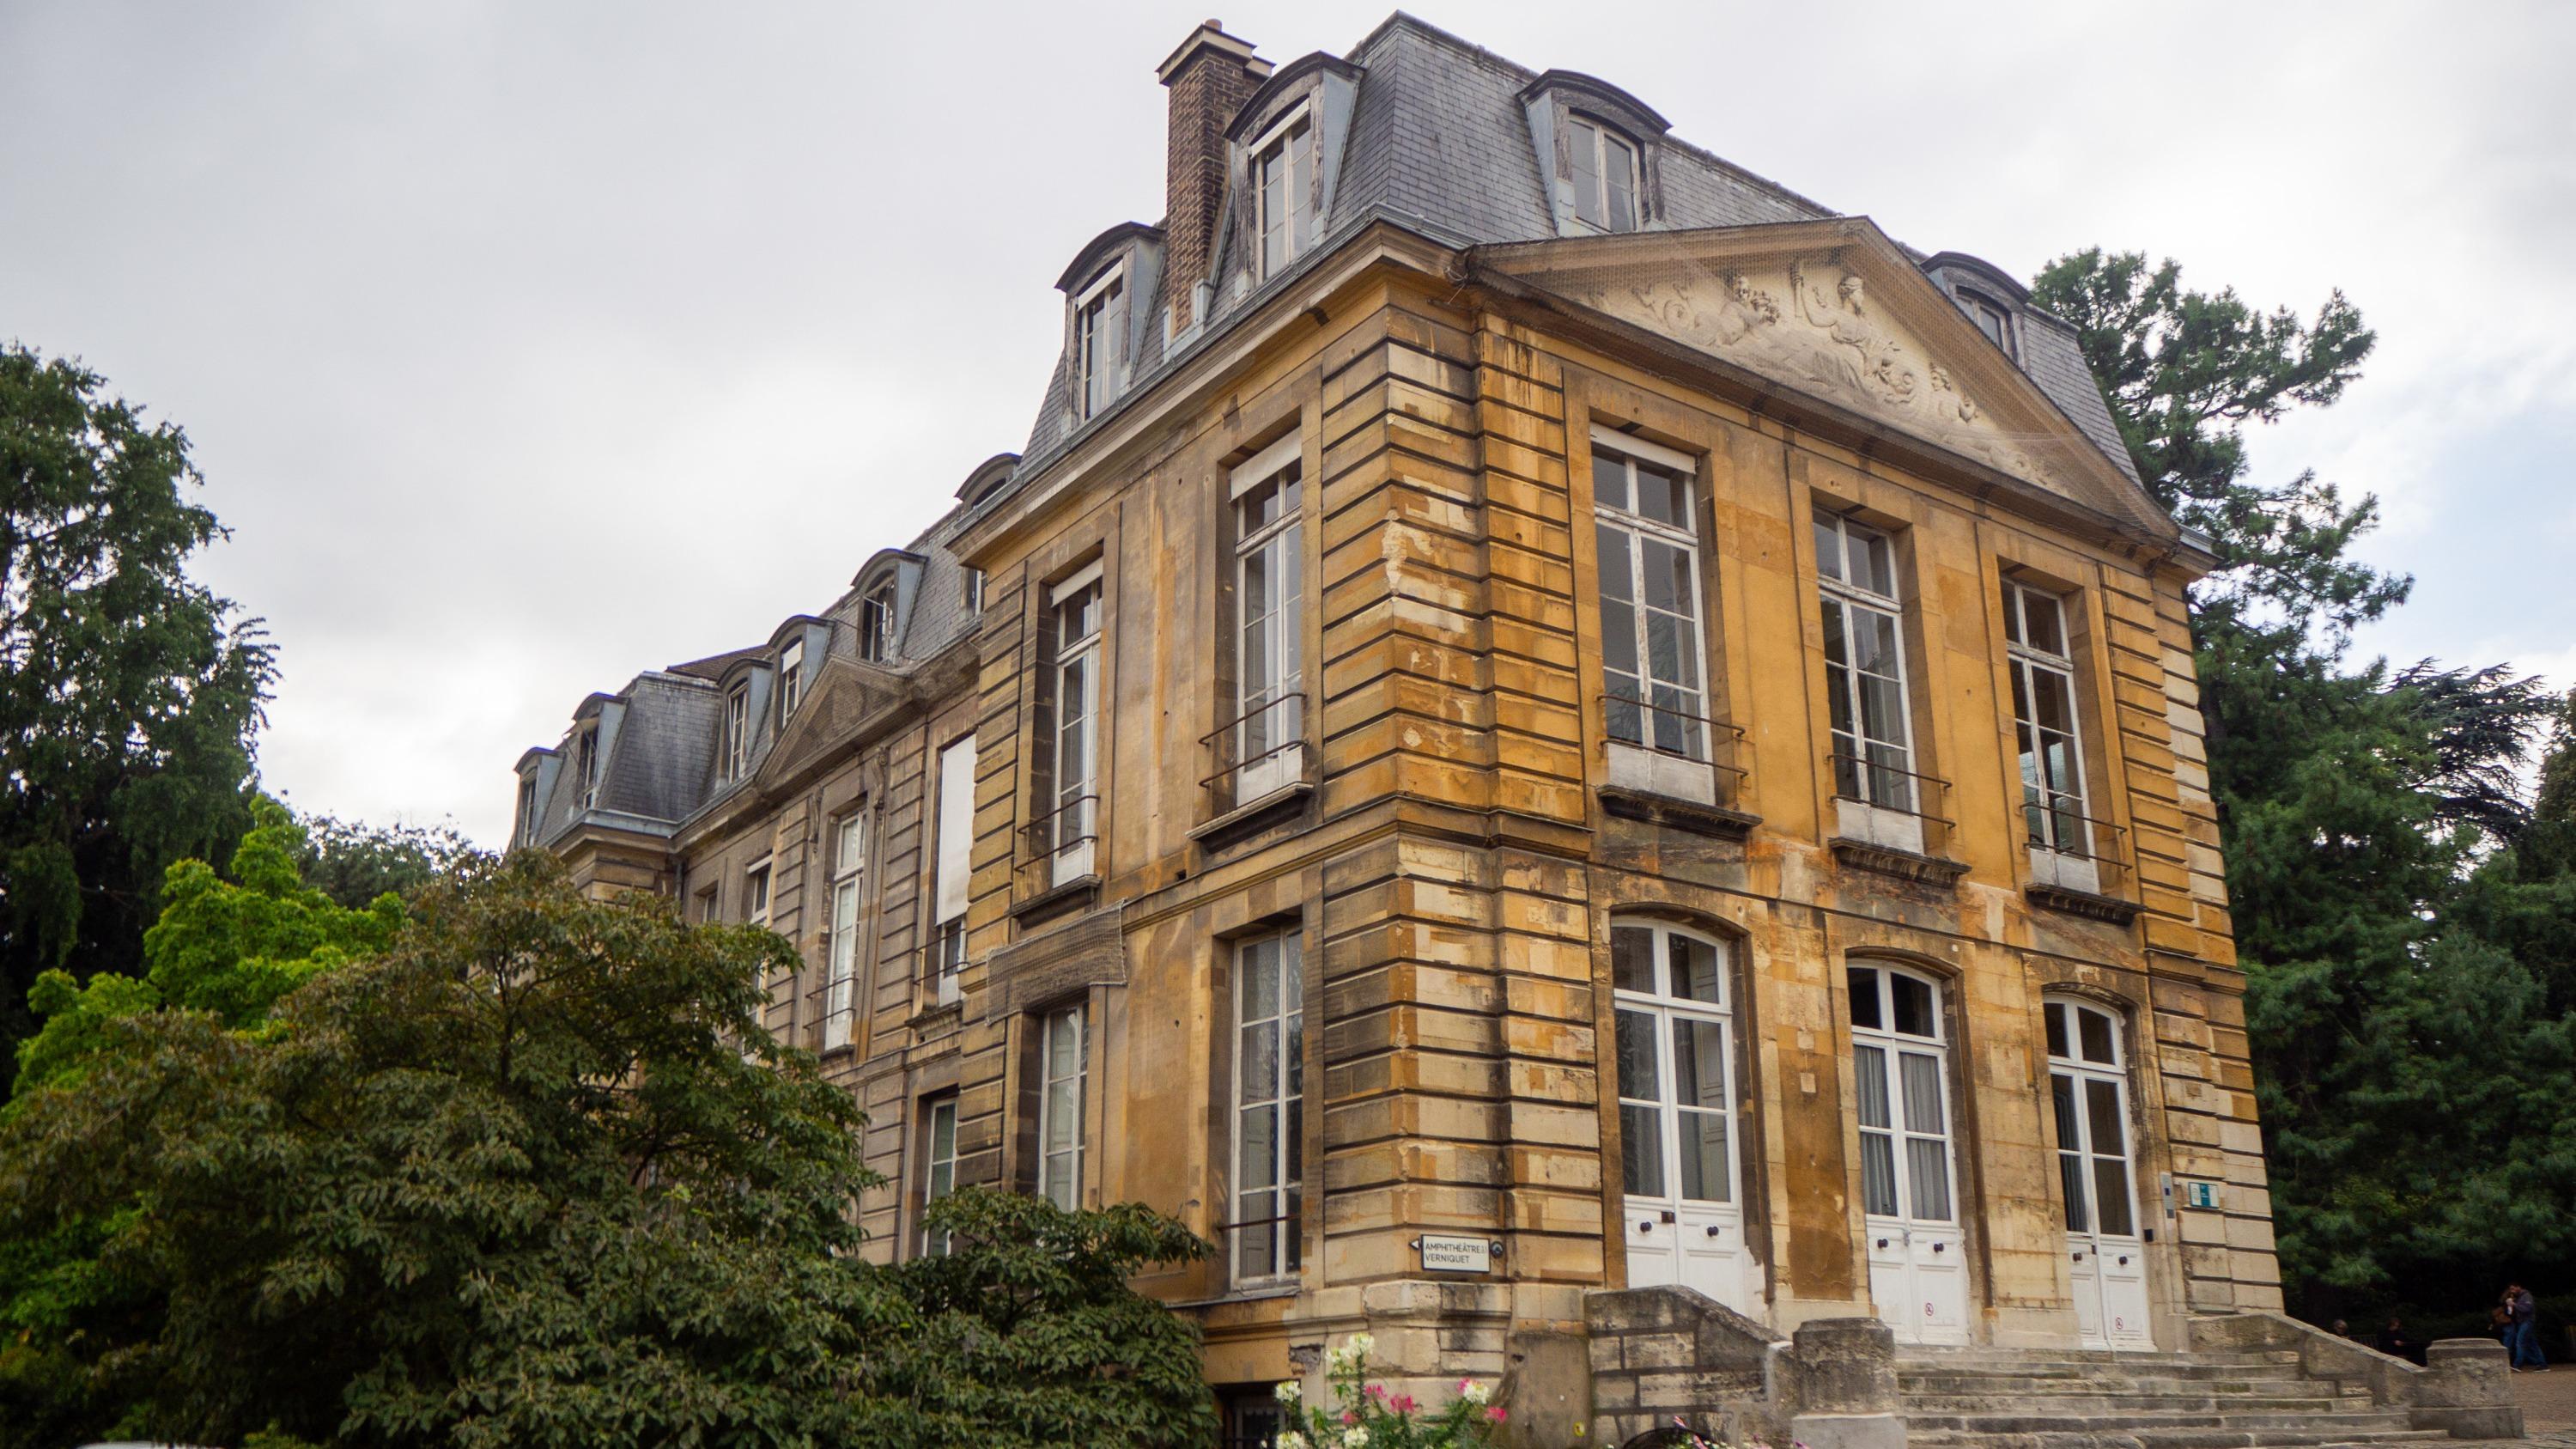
top-left (1904, 1410), bottom-right (2419, 1437)
top-left (1908, 1432), bottom-right (2451, 1449)
top-left (1899, 1349), bottom-right (2305, 1369)
top-left (1904, 1393), bottom-right (2355, 1415)
top-left (1901, 1367), bottom-right (2318, 1391)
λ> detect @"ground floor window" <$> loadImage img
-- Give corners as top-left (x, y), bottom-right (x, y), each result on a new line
top-left (1217, 1385), bottom-right (1286, 1448)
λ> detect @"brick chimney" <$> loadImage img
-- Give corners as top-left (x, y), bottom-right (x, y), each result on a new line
top-left (1158, 20), bottom-right (1270, 335)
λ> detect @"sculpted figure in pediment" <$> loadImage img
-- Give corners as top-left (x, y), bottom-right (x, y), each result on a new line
top-left (1790, 260), bottom-right (1918, 411)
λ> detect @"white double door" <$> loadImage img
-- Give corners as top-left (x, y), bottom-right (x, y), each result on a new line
top-left (1850, 965), bottom-right (1970, 1346)
top-left (2049, 999), bottom-right (2153, 1349)
top-left (1613, 923), bottom-right (1757, 1318)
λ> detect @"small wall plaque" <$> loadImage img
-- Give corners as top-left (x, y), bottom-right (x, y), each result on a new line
top-left (2183, 1180), bottom-right (2222, 1209)
top-left (1414, 1233), bottom-right (1503, 1274)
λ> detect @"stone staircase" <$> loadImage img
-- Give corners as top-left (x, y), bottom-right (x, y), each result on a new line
top-left (1899, 1346), bottom-right (2456, 1449)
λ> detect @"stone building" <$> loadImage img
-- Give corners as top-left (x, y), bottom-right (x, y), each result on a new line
top-left (512, 17), bottom-right (2519, 1449)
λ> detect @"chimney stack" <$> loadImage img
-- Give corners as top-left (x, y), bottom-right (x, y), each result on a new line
top-left (1158, 20), bottom-right (1270, 336)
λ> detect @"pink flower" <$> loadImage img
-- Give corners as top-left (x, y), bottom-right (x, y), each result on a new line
top-left (1341, 1409), bottom-right (1358, 1426)
top-left (1486, 1406), bottom-right (1509, 1423)
top-left (1365, 1384), bottom-right (1386, 1401)
top-left (1391, 1395), bottom-right (1416, 1414)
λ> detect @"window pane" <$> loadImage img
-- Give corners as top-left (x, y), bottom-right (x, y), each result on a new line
top-left (2093, 1157), bottom-right (2135, 1236)
top-left (1847, 967), bottom-right (1881, 1031)
top-left (2080, 1009), bottom-right (2116, 1066)
top-left (1853, 527), bottom-right (1894, 597)
top-left (1570, 119), bottom-right (1602, 228)
top-left (2050, 1074), bottom-right (2082, 1153)
top-left (1238, 1189), bottom-right (1277, 1278)
top-left (1595, 522), bottom-right (1635, 601)
top-left (1621, 1101), bottom-right (1665, 1197)
top-left (1852, 1044), bottom-right (1890, 1129)
top-left (2044, 1002), bottom-right (2070, 1060)
top-left (1642, 538), bottom-right (1692, 613)
top-left (1242, 942), bottom-right (1277, 1019)
top-left (1606, 134), bottom-right (1637, 232)
top-left (1615, 1008), bottom-right (1658, 1102)
top-left (1671, 1017), bottom-right (1726, 1109)
top-left (1594, 453), bottom-right (1630, 514)
top-left (1634, 460), bottom-right (1684, 527)
top-left (2059, 1149), bottom-right (2091, 1233)
top-left (1670, 934), bottom-right (1722, 1005)
top-left (1905, 1135), bottom-right (1953, 1222)
top-left (1860, 1132), bottom-right (1899, 1217)
top-left (2002, 584), bottom-right (2025, 647)
top-left (1601, 599), bottom-right (1640, 678)
top-left (2085, 1077), bottom-right (2125, 1154)
top-left (1238, 1104), bottom-right (1278, 1190)
top-left (1612, 927), bottom-right (1656, 995)
top-left (1892, 974), bottom-right (1935, 1039)
top-left (1898, 1050), bottom-right (1946, 1137)
top-left (1814, 516), bottom-right (1844, 581)
top-left (1241, 1021), bottom-right (1278, 1107)
top-left (1676, 1109), bottom-right (1728, 1202)
top-left (2024, 591), bottom-right (2065, 655)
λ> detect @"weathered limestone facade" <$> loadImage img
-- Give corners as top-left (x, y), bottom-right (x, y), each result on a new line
top-left (512, 16), bottom-right (2291, 1442)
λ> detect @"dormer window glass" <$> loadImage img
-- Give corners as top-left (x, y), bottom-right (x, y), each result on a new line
top-left (860, 584), bottom-right (896, 662)
top-left (1565, 115), bottom-right (1640, 234)
top-left (1254, 110), bottom-right (1316, 279)
top-left (575, 728), bottom-right (599, 811)
top-left (777, 639), bottom-right (805, 720)
top-left (723, 681), bottom-right (750, 781)
top-left (1073, 266), bottom-right (1127, 420)
top-left (515, 775), bottom-right (538, 842)
top-left (1961, 290), bottom-right (2014, 356)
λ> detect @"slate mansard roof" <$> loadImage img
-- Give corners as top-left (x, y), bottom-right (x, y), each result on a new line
top-left (1016, 13), bottom-right (2140, 492)
top-left (514, 11), bottom-right (2150, 852)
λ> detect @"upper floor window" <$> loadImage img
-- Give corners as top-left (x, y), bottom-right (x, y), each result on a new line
top-left (860, 584), bottom-right (896, 662)
top-left (1959, 290), bottom-right (2014, 356)
top-left (1232, 437), bottom-right (1304, 800)
top-left (932, 734), bottom-right (975, 1008)
top-left (963, 567), bottom-right (986, 615)
top-left (1595, 433), bottom-right (1706, 768)
top-left (1254, 109), bottom-right (1316, 279)
top-left (822, 811), bottom-right (866, 1051)
top-left (1564, 114), bottom-right (1640, 234)
top-left (1073, 266), bottom-right (1127, 420)
top-left (744, 861), bottom-right (771, 929)
top-left (1036, 1003), bottom-right (1088, 1209)
top-left (2002, 578), bottom-right (2096, 886)
top-left (1043, 568), bottom-right (1103, 886)
top-left (1816, 512), bottom-right (1923, 849)
top-left (777, 639), bottom-right (805, 720)
top-left (723, 681), bottom-right (750, 781)
top-left (575, 728), bottom-right (599, 811)
top-left (515, 774), bottom-right (538, 841)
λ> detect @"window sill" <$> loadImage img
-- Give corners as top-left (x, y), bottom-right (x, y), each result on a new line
top-left (1188, 779), bottom-right (1315, 853)
top-left (1828, 836), bottom-right (1970, 886)
top-left (904, 999), bottom-right (963, 1035)
top-left (1597, 784), bottom-right (1758, 841)
top-left (1166, 1283), bottom-right (1304, 1310)
top-left (1012, 873), bottom-right (1100, 928)
top-left (2024, 881), bottom-right (2142, 925)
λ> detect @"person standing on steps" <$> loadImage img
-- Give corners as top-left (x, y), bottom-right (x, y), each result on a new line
top-left (2375, 1317), bottom-right (2421, 1365)
top-left (2503, 1282), bottom-right (2549, 1372)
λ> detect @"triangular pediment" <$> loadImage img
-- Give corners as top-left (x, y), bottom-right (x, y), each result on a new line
top-left (754, 654), bottom-right (902, 791)
top-left (1474, 218), bottom-right (2166, 536)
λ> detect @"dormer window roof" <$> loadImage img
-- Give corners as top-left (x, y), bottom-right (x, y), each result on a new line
top-left (1518, 69), bottom-right (1670, 240)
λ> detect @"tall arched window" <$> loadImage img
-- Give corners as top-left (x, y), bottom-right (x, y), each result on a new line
top-left (2044, 995), bottom-right (2153, 1347)
top-left (1610, 919), bottom-right (1753, 1313)
top-left (1848, 961), bottom-right (1968, 1344)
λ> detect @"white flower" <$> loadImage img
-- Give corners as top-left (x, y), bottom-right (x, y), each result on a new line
top-left (1340, 1428), bottom-right (1371, 1449)
top-left (1345, 1330), bottom-right (1376, 1361)
top-left (1458, 1379), bottom-right (1492, 1404)
top-left (1277, 1434), bottom-right (1309, 1449)
top-left (1274, 1379), bottom-right (1302, 1405)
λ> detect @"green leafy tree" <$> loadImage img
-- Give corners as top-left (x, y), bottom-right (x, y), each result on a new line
top-left (0, 853), bottom-right (1213, 1448)
top-left (2033, 252), bottom-right (2576, 1319)
top-left (0, 344), bottom-right (275, 1065)
top-left (289, 810), bottom-right (481, 910)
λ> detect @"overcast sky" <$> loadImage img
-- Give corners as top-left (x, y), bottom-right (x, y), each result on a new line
top-left (6, 2), bottom-right (2571, 846)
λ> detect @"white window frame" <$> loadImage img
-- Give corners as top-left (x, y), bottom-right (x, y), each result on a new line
top-left (1072, 262), bottom-right (1128, 421)
top-left (777, 638), bottom-right (805, 721)
top-left (860, 584), bottom-right (896, 662)
top-left (1564, 113), bottom-right (1642, 234)
top-left (920, 1095), bottom-right (958, 1257)
top-left (2002, 578), bottom-right (2099, 892)
top-left (1231, 434), bottom-right (1306, 801)
top-left (744, 860), bottom-right (770, 928)
top-left (1960, 289), bottom-right (2015, 357)
top-left (575, 728), bottom-right (599, 811)
top-left (1848, 963), bottom-right (1957, 1227)
top-left (963, 567), bottom-right (985, 615)
top-left (1036, 1002), bottom-right (1088, 1210)
top-left (1592, 426), bottom-right (1715, 804)
top-left (1230, 928), bottom-right (1304, 1287)
top-left (515, 774), bottom-right (538, 841)
top-left (1046, 565), bottom-right (1103, 886)
top-left (1250, 105), bottom-right (1316, 281)
top-left (723, 681), bottom-right (750, 782)
top-left (1816, 511), bottom-right (1923, 855)
top-left (822, 812), bottom-right (866, 1051)
top-left (933, 735), bottom-right (975, 1007)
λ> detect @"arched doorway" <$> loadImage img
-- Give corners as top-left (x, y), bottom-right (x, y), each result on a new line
top-left (1849, 961), bottom-right (1968, 1344)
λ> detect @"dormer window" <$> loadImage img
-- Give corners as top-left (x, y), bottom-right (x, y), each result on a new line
top-left (1564, 114), bottom-right (1640, 233)
top-left (1960, 289), bottom-right (2015, 356)
top-left (1253, 108), bottom-right (1315, 278)
top-left (964, 568), bottom-right (985, 614)
top-left (723, 680), bottom-right (750, 781)
top-left (575, 728), bottom-right (599, 810)
top-left (1073, 265), bottom-right (1127, 420)
top-left (777, 638), bottom-right (805, 719)
top-left (860, 584), bottom-right (896, 662)
top-left (516, 774), bottom-right (538, 840)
